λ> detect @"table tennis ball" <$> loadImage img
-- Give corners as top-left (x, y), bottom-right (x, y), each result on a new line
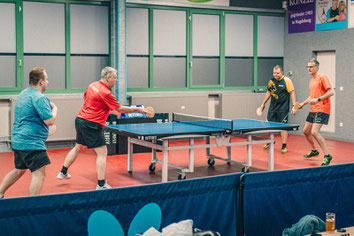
top-left (181, 106), bottom-right (185, 110)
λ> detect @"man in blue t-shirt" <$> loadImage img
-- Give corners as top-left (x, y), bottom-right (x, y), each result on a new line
top-left (0, 67), bottom-right (58, 198)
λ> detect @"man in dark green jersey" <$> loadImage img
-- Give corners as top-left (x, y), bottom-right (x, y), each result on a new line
top-left (259, 65), bottom-right (297, 154)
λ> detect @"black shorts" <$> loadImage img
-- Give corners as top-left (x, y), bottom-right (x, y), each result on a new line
top-left (14, 149), bottom-right (50, 172)
top-left (267, 111), bottom-right (289, 123)
top-left (75, 117), bottom-right (106, 149)
top-left (306, 112), bottom-right (330, 125)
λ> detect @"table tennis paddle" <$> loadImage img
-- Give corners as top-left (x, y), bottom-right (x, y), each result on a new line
top-left (293, 102), bottom-right (301, 111)
top-left (144, 106), bottom-right (155, 118)
top-left (48, 124), bottom-right (56, 136)
top-left (256, 107), bottom-right (262, 116)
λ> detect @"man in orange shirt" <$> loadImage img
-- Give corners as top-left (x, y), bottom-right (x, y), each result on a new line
top-left (57, 67), bottom-right (148, 190)
top-left (299, 58), bottom-right (334, 166)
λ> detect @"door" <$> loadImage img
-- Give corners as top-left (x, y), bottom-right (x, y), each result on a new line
top-left (316, 51), bottom-right (336, 133)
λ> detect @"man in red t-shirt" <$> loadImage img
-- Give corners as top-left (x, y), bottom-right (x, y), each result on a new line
top-left (299, 58), bottom-right (334, 166)
top-left (57, 67), bottom-right (148, 190)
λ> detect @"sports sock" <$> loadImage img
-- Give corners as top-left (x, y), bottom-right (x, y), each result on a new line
top-left (98, 180), bottom-right (105, 187)
top-left (282, 143), bottom-right (287, 149)
top-left (61, 166), bottom-right (68, 175)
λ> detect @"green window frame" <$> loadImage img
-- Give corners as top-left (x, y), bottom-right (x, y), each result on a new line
top-left (0, 0), bottom-right (111, 95)
top-left (126, 3), bottom-right (284, 92)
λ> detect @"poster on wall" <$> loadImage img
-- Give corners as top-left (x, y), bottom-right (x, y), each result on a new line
top-left (349, 0), bottom-right (354, 27)
top-left (148, 0), bottom-right (229, 6)
top-left (288, 0), bottom-right (316, 34)
top-left (316, 0), bottom-right (347, 31)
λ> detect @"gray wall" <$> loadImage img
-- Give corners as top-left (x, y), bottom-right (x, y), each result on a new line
top-left (284, 18), bottom-right (354, 142)
top-left (131, 93), bottom-right (209, 118)
top-left (221, 93), bottom-right (268, 120)
top-left (129, 92), bottom-right (268, 121)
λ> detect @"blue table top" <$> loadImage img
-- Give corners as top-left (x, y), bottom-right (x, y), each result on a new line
top-left (105, 118), bottom-right (299, 138)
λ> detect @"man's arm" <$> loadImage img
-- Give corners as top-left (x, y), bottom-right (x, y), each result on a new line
top-left (299, 96), bottom-right (311, 109)
top-left (260, 91), bottom-right (271, 112)
top-left (327, 15), bottom-right (340, 22)
top-left (44, 102), bottom-right (58, 126)
top-left (309, 88), bottom-right (334, 105)
top-left (116, 106), bottom-right (147, 115)
top-left (290, 91), bottom-right (298, 115)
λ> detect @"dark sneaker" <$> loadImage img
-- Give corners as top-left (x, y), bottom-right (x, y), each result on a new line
top-left (264, 141), bottom-right (276, 150)
top-left (0, 194), bottom-right (4, 199)
top-left (321, 155), bottom-right (333, 166)
top-left (281, 147), bottom-right (288, 154)
top-left (304, 150), bottom-right (319, 158)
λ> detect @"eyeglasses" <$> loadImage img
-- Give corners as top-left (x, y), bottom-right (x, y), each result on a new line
top-left (306, 65), bottom-right (316, 69)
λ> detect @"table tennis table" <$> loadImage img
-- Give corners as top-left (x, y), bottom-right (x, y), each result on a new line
top-left (105, 113), bottom-right (299, 182)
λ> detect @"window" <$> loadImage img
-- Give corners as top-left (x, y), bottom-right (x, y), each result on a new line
top-left (153, 9), bottom-right (187, 88)
top-left (70, 4), bottom-right (109, 89)
top-left (23, 2), bottom-right (65, 89)
top-left (191, 13), bottom-right (220, 87)
top-left (225, 13), bottom-right (254, 87)
top-left (126, 7), bottom-right (149, 88)
top-left (0, 0), bottom-right (110, 94)
top-left (0, 2), bottom-right (17, 89)
top-left (124, 4), bottom-right (285, 92)
top-left (257, 15), bottom-right (284, 86)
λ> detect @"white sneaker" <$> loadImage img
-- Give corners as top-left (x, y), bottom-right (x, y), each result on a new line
top-left (57, 172), bottom-right (71, 180)
top-left (96, 183), bottom-right (112, 190)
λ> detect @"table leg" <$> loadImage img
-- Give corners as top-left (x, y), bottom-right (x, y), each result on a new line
top-left (162, 139), bottom-right (169, 182)
top-left (227, 146), bottom-right (231, 163)
top-left (189, 138), bottom-right (194, 172)
top-left (269, 133), bottom-right (274, 171)
top-left (152, 139), bottom-right (157, 162)
top-left (247, 134), bottom-right (252, 166)
top-left (128, 137), bottom-right (133, 173)
top-left (206, 136), bottom-right (210, 156)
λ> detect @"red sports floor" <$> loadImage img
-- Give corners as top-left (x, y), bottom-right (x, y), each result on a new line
top-left (0, 134), bottom-right (353, 198)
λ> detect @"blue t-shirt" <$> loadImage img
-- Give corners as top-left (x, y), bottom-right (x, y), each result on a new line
top-left (11, 87), bottom-right (53, 150)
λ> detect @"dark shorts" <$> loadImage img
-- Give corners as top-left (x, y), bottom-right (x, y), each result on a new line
top-left (267, 111), bottom-right (289, 123)
top-left (14, 149), bottom-right (50, 172)
top-left (75, 117), bottom-right (106, 149)
top-left (306, 112), bottom-right (330, 125)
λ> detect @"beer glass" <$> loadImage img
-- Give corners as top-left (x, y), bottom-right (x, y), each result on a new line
top-left (326, 213), bottom-right (335, 233)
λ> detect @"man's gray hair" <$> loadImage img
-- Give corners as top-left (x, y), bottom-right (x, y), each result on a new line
top-left (308, 58), bottom-right (320, 66)
top-left (101, 67), bottom-right (117, 80)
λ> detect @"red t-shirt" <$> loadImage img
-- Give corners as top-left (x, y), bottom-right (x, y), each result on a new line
top-left (77, 81), bottom-right (121, 127)
top-left (309, 74), bottom-right (332, 114)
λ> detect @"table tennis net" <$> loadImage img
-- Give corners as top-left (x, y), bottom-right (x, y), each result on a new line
top-left (173, 113), bottom-right (233, 131)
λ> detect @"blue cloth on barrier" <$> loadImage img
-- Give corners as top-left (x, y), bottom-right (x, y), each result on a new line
top-left (120, 105), bottom-right (147, 119)
top-left (243, 163), bottom-right (354, 236)
top-left (282, 215), bottom-right (325, 236)
top-left (0, 173), bottom-right (241, 236)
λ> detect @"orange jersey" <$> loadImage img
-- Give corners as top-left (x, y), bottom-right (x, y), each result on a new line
top-left (309, 74), bottom-right (332, 114)
top-left (77, 81), bottom-right (121, 127)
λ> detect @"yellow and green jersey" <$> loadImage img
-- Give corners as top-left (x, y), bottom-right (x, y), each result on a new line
top-left (267, 76), bottom-right (294, 113)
